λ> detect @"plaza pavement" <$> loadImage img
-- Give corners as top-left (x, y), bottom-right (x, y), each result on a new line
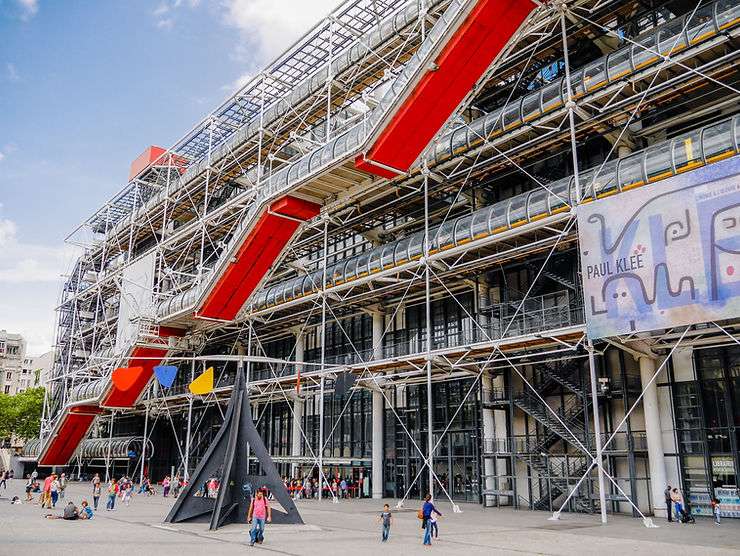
top-left (0, 478), bottom-right (738, 555)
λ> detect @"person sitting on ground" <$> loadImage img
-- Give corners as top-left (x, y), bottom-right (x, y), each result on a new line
top-left (45, 501), bottom-right (79, 520)
top-left (79, 500), bottom-right (94, 520)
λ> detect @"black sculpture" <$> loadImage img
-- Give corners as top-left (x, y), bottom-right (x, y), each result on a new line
top-left (165, 361), bottom-right (303, 530)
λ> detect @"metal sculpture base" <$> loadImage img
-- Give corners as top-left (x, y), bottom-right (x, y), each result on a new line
top-left (165, 365), bottom-right (303, 529)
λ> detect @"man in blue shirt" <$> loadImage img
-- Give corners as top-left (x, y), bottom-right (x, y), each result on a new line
top-left (421, 494), bottom-right (442, 545)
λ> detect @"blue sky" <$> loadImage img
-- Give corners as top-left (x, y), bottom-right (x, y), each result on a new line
top-left (0, 0), bottom-right (338, 354)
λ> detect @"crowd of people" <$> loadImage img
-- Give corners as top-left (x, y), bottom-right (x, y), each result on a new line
top-left (12, 467), bottom-right (730, 548)
top-left (282, 475), bottom-right (368, 500)
top-left (2, 468), bottom-right (188, 522)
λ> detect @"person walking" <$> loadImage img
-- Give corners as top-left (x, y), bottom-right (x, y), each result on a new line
top-left (92, 479), bottom-right (102, 511)
top-left (106, 478), bottom-right (118, 510)
top-left (59, 473), bottom-right (67, 500)
top-left (25, 474), bottom-right (34, 502)
top-left (41, 474), bottom-right (53, 508)
top-left (430, 512), bottom-right (439, 539)
top-left (50, 475), bottom-right (60, 508)
top-left (340, 478), bottom-right (348, 499)
top-left (378, 503), bottom-right (392, 542)
top-left (664, 485), bottom-right (673, 522)
top-left (172, 475), bottom-right (181, 497)
top-left (0, 470), bottom-right (8, 489)
top-left (420, 494), bottom-right (442, 546)
top-left (163, 476), bottom-right (171, 497)
top-left (122, 477), bottom-right (133, 506)
top-left (247, 490), bottom-right (272, 546)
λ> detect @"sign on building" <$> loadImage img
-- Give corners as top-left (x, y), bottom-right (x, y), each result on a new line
top-left (577, 157), bottom-right (740, 339)
top-left (115, 252), bottom-right (156, 352)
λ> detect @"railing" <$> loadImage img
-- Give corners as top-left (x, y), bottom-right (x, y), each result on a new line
top-left (483, 431), bottom-right (649, 455)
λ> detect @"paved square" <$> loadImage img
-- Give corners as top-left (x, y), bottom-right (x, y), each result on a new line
top-left (1, 479), bottom-right (738, 555)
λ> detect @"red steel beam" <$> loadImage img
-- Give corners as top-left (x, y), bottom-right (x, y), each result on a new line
top-left (356, 0), bottom-right (533, 177)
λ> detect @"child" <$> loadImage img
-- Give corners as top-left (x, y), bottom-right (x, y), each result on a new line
top-left (79, 500), bottom-right (94, 520)
top-left (711, 498), bottom-right (721, 526)
top-left (378, 503), bottom-right (392, 542)
top-left (430, 511), bottom-right (439, 538)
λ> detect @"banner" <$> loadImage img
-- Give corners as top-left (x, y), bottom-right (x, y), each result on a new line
top-left (577, 157), bottom-right (740, 339)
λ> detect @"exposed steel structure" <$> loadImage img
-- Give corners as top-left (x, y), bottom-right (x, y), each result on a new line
top-left (37, 0), bottom-right (740, 523)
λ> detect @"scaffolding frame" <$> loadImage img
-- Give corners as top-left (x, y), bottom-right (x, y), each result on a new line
top-left (42, 0), bottom-right (740, 526)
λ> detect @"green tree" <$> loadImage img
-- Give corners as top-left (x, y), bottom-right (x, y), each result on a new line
top-left (0, 387), bottom-right (45, 440)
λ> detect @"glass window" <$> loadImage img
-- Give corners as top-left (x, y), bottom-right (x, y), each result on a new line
top-left (450, 127), bottom-right (468, 154)
top-left (467, 117), bottom-right (485, 146)
top-left (617, 153), bottom-right (645, 189)
top-left (527, 188), bottom-right (549, 219)
top-left (592, 160), bottom-right (619, 196)
top-left (607, 48), bottom-right (632, 81)
top-left (644, 142), bottom-right (673, 181)
top-left (687, 4), bottom-right (717, 44)
top-left (433, 221), bottom-right (456, 252)
top-left (702, 380), bottom-right (728, 428)
top-left (453, 215), bottom-right (473, 245)
top-left (333, 133), bottom-right (348, 158)
top-left (380, 244), bottom-right (395, 269)
top-left (503, 100), bottom-right (522, 130)
top-left (471, 208), bottom-right (490, 239)
top-left (521, 91), bottom-right (542, 122)
top-left (368, 248), bottom-right (382, 274)
top-left (702, 120), bottom-right (735, 162)
top-left (632, 33), bottom-right (658, 70)
top-left (507, 194), bottom-right (528, 226)
top-left (658, 17), bottom-right (688, 55)
top-left (582, 60), bottom-right (606, 93)
top-left (578, 168), bottom-right (597, 201)
top-left (541, 80), bottom-right (563, 113)
top-left (394, 236), bottom-right (413, 264)
top-left (548, 178), bottom-right (571, 212)
top-left (673, 130), bottom-right (703, 172)
top-left (566, 68), bottom-right (585, 97)
top-left (484, 109), bottom-right (503, 138)
top-left (407, 231), bottom-right (425, 260)
top-left (716, 0), bottom-right (740, 30)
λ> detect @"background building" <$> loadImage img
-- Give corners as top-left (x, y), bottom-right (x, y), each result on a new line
top-left (29, 0), bottom-right (740, 522)
top-left (22, 351), bottom-right (54, 391)
top-left (0, 330), bottom-right (27, 395)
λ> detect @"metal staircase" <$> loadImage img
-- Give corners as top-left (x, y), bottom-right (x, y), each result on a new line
top-left (511, 361), bottom-right (597, 513)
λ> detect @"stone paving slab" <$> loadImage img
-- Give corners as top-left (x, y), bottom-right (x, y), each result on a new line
top-left (1, 479), bottom-right (738, 555)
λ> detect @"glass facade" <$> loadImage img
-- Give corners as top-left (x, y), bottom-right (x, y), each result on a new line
top-left (677, 346), bottom-right (740, 517)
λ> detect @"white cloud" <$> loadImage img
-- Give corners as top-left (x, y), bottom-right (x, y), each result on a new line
top-left (0, 218), bottom-right (77, 284)
top-left (0, 218), bottom-right (17, 246)
top-left (222, 0), bottom-right (340, 63)
top-left (6, 62), bottom-right (19, 82)
top-left (0, 218), bottom-right (80, 356)
top-left (16, 0), bottom-right (38, 20)
top-left (221, 71), bottom-right (255, 93)
top-left (0, 152), bottom-right (5, 163)
top-left (152, 0), bottom-right (201, 29)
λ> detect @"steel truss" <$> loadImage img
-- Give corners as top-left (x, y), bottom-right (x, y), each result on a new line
top-left (44, 0), bottom-right (740, 525)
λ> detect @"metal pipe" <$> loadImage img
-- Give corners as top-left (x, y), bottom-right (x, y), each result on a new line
top-left (423, 169), bottom-right (434, 497)
top-left (318, 217), bottom-right (329, 500)
top-left (560, 8), bottom-right (581, 204)
top-left (184, 360), bottom-right (195, 482)
top-left (587, 340), bottom-right (608, 523)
